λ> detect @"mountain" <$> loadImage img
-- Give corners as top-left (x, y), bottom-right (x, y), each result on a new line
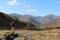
top-left (35, 16), bottom-right (42, 23)
top-left (1, 12), bottom-right (60, 30)
top-left (9, 13), bottom-right (40, 26)
top-left (9, 13), bottom-right (60, 27)
top-left (40, 14), bottom-right (56, 24)
top-left (0, 12), bottom-right (36, 29)
top-left (0, 12), bottom-right (13, 28)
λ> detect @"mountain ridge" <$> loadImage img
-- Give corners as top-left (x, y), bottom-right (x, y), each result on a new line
top-left (0, 12), bottom-right (36, 29)
top-left (9, 13), bottom-right (60, 26)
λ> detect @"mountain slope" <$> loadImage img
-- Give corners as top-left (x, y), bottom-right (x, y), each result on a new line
top-left (9, 13), bottom-right (60, 27)
top-left (0, 12), bottom-right (36, 29)
top-left (40, 14), bottom-right (56, 24)
top-left (9, 14), bottom-right (40, 26)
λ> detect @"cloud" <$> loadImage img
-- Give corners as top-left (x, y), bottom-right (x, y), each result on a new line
top-left (23, 1), bottom-right (31, 7)
top-left (6, 0), bottom-right (21, 6)
top-left (26, 4), bottom-right (31, 7)
top-left (23, 1), bottom-right (26, 4)
top-left (26, 9), bottom-right (37, 13)
top-left (24, 4), bottom-right (31, 7)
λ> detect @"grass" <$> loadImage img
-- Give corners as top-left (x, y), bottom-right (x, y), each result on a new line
top-left (0, 29), bottom-right (60, 40)
top-left (29, 29), bottom-right (60, 40)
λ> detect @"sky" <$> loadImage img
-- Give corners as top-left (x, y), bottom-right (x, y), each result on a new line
top-left (0, 0), bottom-right (60, 16)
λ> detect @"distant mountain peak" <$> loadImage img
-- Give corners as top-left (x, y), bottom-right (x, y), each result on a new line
top-left (48, 14), bottom-right (55, 16)
top-left (10, 13), bottom-right (20, 16)
top-left (43, 14), bottom-right (56, 18)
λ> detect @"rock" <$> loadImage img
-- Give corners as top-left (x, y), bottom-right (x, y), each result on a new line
top-left (4, 32), bottom-right (19, 40)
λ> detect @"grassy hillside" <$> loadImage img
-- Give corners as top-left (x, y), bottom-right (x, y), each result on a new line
top-left (0, 12), bottom-right (35, 29)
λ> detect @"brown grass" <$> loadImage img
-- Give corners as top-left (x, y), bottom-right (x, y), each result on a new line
top-left (0, 29), bottom-right (60, 40)
top-left (30, 29), bottom-right (60, 40)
